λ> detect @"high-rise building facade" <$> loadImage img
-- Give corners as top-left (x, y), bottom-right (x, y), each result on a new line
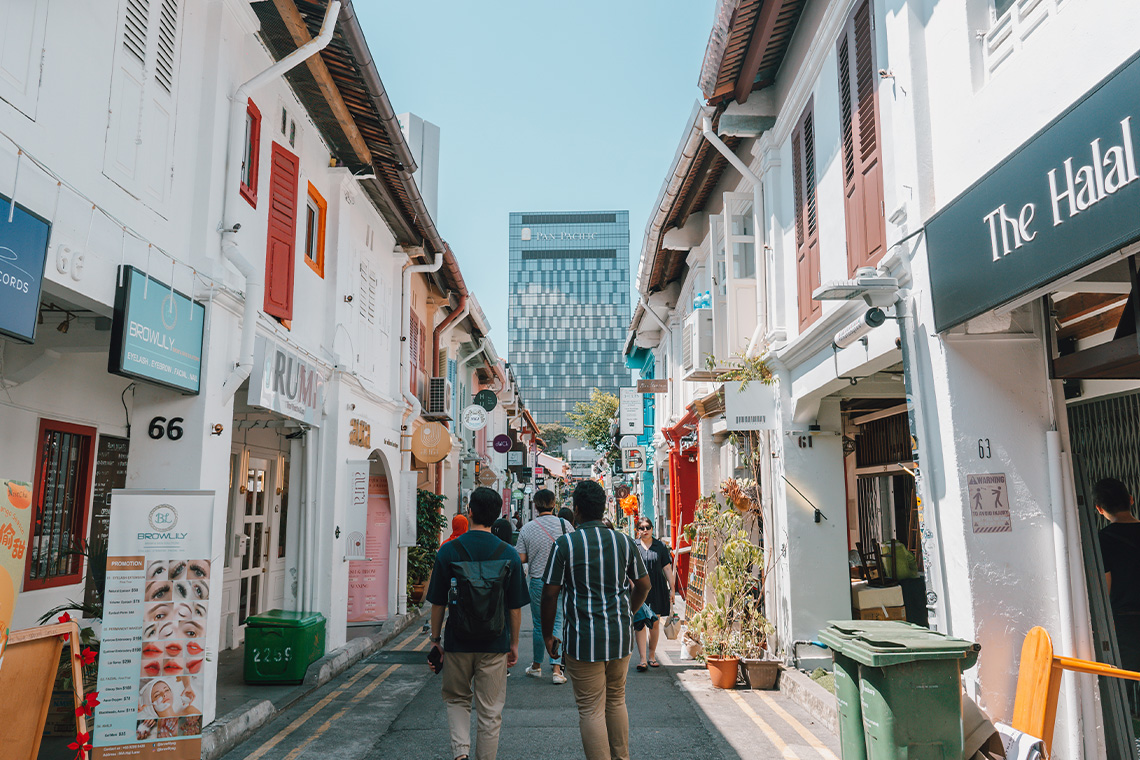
top-left (508, 211), bottom-right (631, 426)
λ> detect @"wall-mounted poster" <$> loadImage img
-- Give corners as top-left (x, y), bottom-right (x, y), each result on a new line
top-left (347, 476), bottom-right (391, 623)
top-left (85, 436), bottom-right (130, 612)
top-left (93, 490), bottom-right (215, 760)
top-left (0, 478), bottom-right (33, 670)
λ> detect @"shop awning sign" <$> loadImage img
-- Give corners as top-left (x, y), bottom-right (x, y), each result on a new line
top-left (109, 266), bottom-right (205, 394)
top-left (0, 196), bottom-right (50, 344)
top-left (248, 336), bottom-right (328, 425)
top-left (927, 50), bottom-right (1140, 331)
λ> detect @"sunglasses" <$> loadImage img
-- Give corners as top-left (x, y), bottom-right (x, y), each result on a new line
top-left (638, 525), bottom-right (651, 531)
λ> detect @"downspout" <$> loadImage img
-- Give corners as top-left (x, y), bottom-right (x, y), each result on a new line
top-left (1046, 431), bottom-right (1082, 760)
top-left (461, 338), bottom-right (488, 367)
top-left (397, 253), bottom-right (443, 615)
top-left (219, 1), bottom-right (342, 398)
top-left (701, 117), bottom-right (767, 358)
top-left (432, 294), bottom-right (469, 494)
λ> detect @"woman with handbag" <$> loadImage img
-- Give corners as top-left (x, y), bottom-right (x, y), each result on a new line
top-left (633, 517), bottom-right (673, 670)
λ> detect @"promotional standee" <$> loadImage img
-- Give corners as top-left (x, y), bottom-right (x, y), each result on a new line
top-left (0, 478), bottom-right (33, 668)
top-left (93, 491), bottom-right (215, 760)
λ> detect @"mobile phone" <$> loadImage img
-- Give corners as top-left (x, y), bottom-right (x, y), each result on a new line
top-left (550, 638), bottom-right (561, 660)
top-left (427, 644), bottom-right (443, 674)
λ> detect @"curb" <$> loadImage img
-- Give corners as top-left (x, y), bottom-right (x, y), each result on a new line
top-left (200, 607), bottom-right (427, 760)
top-left (778, 667), bottom-right (839, 735)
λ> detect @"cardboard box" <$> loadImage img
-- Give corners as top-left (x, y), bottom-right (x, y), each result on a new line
top-left (851, 580), bottom-right (904, 610)
top-left (856, 605), bottom-right (907, 622)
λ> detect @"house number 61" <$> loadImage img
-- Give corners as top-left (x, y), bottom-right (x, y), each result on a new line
top-left (978, 438), bottom-right (992, 459)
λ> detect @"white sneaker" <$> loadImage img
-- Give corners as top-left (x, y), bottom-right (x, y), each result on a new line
top-left (552, 671), bottom-right (567, 685)
top-left (524, 665), bottom-right (542, 678)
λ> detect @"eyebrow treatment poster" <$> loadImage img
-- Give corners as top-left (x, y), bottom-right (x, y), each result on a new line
top-left (93, 490), bottom-right (215, 760)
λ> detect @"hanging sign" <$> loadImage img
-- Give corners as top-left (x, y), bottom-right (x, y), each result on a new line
top-left (724, 382), bottom-right (778, 431)
top-left (398, 472), bottom-right (418, 549)
top-left (492, 434), bottom-right (512, 453)
top-left (461, 405), bottom-right (488, 431)
top-left (108, 266), bottom-right (205, 394)
top-left (411, 422), bottom-right (452, 464)
top-left (507, 451), bottom-right (523, 466)
top-left (619, 387), bottom-right (644, 435)
top-left (474, 389), bottom-right (498, 411)
top-left (0, 194), bottom-right (50, 344)
top-left (0, 478), bottom-right (33, 670)
top-left (84, 436), bottom-right (130, 612)
top-left (348, 476), bottom-right (392, 623)
top-left (345, 461), bottom-right (369, 561)
top-left (477, 468), bottom-right (497, 486)
top-left (637, 378), bottom-right (668, 393)
top-left (93, 490), bottom-right (216, 760)
top-left (248, 337), bottom-right (328, 425)
top-left (621, 447), bottom-right (646, 473)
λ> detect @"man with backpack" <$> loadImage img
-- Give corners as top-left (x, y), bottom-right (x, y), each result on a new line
top-left (427, 487), bottom-right (529, 760)
top-left (516, 488), bottom-right (574, 683)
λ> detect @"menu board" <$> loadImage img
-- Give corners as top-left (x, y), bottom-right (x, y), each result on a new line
top-left (346, 477), bottom-right (391, 623)
top-left (0, 478), bottom-right (33, 670)
top-left (93, 491), bottom-right (214, 760)
top-left (84, 436), bottom-right (130, 611)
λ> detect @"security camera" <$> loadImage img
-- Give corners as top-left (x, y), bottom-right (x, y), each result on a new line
top-left (834, 308), bottom-right (887, 349)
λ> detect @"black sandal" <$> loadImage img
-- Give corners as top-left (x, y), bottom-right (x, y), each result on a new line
top-left (648, 659), bottom-right (660, 668)
top-left (636, 663), bottom-right (648, 672)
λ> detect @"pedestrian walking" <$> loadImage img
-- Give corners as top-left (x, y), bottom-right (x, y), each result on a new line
top-left (442, 513), bottom-right (468, 545)
top-left (427, 487), bottom-right (529, 760)
top-left (1095, 477), bottom-right (1140, 715)
top-left (559, 506), bottom-right (576, 526)
top-left (633, 517), bottom-right (673, 671)
top-left (515, 488), bottom-right (573, 684)
top-left (491, 517), bottom-right (514, 544)
top-left (541, 480), bottom-right (650, 760)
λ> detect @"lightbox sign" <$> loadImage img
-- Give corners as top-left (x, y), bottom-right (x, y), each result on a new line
top-left (927, 50), bottom-right (1140, 332)
top-left (0, 194), bottom-right (50, 343)
top-left (248, 336), bottom-right (328, 425)
top-left (109, 266), bottom-right (205, 394)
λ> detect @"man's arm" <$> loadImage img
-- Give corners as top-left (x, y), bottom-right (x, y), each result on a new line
top-left (428, 603), bottom-right (446, 671)
top-left (508, 608), bottom-right (521, 667)
top-left (1107, 571), bottom-right (1113, 594)
top-left (541, 583), bottom-right (562, 657)
top-left (630, 574), bottom-right (651, 613)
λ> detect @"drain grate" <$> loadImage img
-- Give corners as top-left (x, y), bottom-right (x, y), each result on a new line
top-left (365, 650), bottom-right (429, 665)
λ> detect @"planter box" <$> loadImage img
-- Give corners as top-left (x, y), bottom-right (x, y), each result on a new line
top-left (740, 657), bottom-right (780, 690)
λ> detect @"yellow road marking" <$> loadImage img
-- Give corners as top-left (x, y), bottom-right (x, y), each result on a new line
top-left (757, 690), bottom-right (840, 760)
top-left (283, 664), bottom-right (401, 760)
top-left (245, 664), bottom-right (377, 760)
top-left (412, 636), bottom-right (432, 652)
top-left (728, 690), bottom-right (802, 760)
top-left (392, 631), bottom-right (420, 650)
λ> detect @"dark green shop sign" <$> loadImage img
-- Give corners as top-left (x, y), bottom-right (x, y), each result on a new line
top-left (927, 51), bottom-right (1140, 332)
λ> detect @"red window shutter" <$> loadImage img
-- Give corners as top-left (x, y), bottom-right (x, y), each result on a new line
top-left (793, 103), bottom-right (821, 331)
top-left (264, 142), bottom-right (299, 320)
top-left (409, 311), bottom-right (420, 395)
top-left (837, 0), bottom-right (886, 275)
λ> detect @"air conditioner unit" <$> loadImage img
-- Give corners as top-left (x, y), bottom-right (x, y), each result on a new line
top-left (681, 308), bottom-right (717, 382)
top-left (426, 376), bottom-right (453, 418)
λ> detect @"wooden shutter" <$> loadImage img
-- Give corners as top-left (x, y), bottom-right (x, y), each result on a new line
top-left (409, 311), bottom-right (421, 395)
top-left (264, 142), bottom-right (299, 320)
top-left (837, 0), bottom-right (886, 275)
top-left (793, 102), bottom-right (821, 330)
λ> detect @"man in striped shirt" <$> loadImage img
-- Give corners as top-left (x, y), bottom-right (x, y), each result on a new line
top-left (541, 480), bottom-right (650, 760)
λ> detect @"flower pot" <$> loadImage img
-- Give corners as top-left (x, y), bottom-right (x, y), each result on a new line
top-left (706, 656), bottom-right (740, 689)
top-left (409, 582), bottom-right (427, 605)
top-left (740, 657), bottom-right (779, 689)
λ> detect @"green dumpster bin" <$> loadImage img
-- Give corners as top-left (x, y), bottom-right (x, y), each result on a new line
top-left (244, 610), bottom-right (326, 684)
top-left (821, 620), bottom-right (929, 760)
top-left (835, 620), bottom-right (980, 760)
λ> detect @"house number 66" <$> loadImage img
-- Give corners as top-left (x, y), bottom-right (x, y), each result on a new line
top-left (148, 416), bottom-right (185, 441)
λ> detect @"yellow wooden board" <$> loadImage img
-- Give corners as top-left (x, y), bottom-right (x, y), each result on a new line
top-left (0, 621), bottom-right (86, 760)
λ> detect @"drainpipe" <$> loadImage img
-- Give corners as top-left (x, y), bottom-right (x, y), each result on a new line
top-left (432, 294), bottom-right (469, 494)
top-left (701, 117), bottom-right (767, 357)
top-left (461, 338), bottom-right (488, 367)
top-left (1047, 431), bottom-right (1082, 759)
top-left (219, 1), bottom-right (342, 398)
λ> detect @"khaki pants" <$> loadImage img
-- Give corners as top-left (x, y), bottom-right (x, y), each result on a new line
top-left (564, 654), bottom-right (631, 760)
top-left (440, 651), bottom-right (508, 760)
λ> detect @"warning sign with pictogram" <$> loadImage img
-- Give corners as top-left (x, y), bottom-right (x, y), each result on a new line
top-left (967, 473), bottom-right (1011, 534)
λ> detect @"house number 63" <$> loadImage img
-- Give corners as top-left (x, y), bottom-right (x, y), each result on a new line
top-left (978, 438), bottom-right (992, 459)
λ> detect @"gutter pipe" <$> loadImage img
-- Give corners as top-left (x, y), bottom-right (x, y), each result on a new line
top-left (701, 117), bottom-right (766, 358)
top-left (462, 338), bottom-right (488, 367)
top-left (220, 1), bottom-right (341, 398)
top-left (432, 293), bottom-right (470, 495)
top-left (1046, 431), bottom-right (1082, 760)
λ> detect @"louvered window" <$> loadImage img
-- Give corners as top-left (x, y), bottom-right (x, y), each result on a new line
top-left (123, 0), bottom-right (148, 65)
top-left (358, 261), bottom-right (378, 325)
top-left (154, 0), bottom-right (177, 93)
top-left (793, 101), bottom-right (821, 330)
top-left (836, 0), bottom-right (886, 275)
top-left (264, 143), bottom-right (299, 321)
top-left (409, 312), bottom-right (423, 397)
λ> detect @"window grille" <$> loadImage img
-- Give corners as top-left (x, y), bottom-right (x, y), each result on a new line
top-left (27, 421), bottom-right (95, 588)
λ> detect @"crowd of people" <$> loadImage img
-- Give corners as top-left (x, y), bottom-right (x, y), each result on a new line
top-left (426, 481), bottom-right (673, 760)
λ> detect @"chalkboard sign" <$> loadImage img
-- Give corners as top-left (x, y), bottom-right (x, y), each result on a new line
top-left (83, 436), bottom-right (129, 612)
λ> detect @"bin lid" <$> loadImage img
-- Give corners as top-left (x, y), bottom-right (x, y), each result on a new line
top-left (246, 609), bottom-right (326, 628)
top-left (822, 620), bottom-right (980, 667)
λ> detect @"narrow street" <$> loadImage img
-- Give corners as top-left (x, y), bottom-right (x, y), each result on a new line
top-left (219, 613), bottom-right (838, 760)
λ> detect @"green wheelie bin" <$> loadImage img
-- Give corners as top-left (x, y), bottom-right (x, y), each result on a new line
top-left (840, 621), bottom-right (980, 759)
top-left (821, 620), bottom-right (932, 760)
top-left (244, 610), bottom-right (327, 684)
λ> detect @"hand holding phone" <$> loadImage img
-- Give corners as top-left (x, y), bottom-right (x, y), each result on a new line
top-left (550, 637), bottom-right (561, 660)
top-left (427, 643), bottom-right (444, 674)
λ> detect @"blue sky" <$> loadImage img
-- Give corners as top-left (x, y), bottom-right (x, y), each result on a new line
top-left (359, 1), bottom-right (715, 353)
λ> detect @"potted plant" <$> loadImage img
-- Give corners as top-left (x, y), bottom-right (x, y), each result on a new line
top-left (407, 489), bottom-right (447, 605)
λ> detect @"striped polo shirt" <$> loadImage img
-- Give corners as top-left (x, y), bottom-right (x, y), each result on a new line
top-left (542, 521), bottom-right (648, 662)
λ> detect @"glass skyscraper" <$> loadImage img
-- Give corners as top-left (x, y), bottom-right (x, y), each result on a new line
top-left (508, 211), bottom-right (631, 426)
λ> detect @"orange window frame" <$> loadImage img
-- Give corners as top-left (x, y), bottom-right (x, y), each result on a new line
top-left (304, 182), bottom-right (327, 278)
top-left (239, 98), bottom-right (261, 208)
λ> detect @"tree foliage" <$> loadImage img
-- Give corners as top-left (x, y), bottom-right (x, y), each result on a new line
top-left (539, 422), bottom-right (571, 451)
top-left (567, 388), bottom-right (619, 458)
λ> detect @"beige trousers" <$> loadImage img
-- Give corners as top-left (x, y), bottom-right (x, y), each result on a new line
top-left (564, 654), bottom-right (631, 760)
top-left (440, 651), bottom-right (509, 760)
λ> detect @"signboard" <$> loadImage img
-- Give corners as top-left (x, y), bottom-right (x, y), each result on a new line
top-left (637, 378), bottom-right (669, 393)
top-left (461, 405), bottom-right (488, 431)
top-left (619, 387), bottom-right (644, 435)
top-left (348, 419), bottom-right (371, 448)
top-left (724, 382), bottom-right (778, 431)
top-left (492, 434), bottom-right (512, 453)
top-left (0, 478), bottom-right (33, 670)
top-left (0, 194), bottom-right (50, 344)
top-left (535, 466), bottom-right (545, 477)
top-left (248, 337), bottom-right (328, 425)
top-left (94, 490), bottom-right (215, 760)
top-left (474, 389), bottom-right (498, 411)
top-left (108, 266), bottom-right (205, 394)
top-left (85, 436), bottom-right (130, 612)
top-left (615, 484), bottom-right (631, 499)
top-left (507, 451), bottom-right (523, 466)
top-left (398, 471), bottom-right (418, 548)
top-left (967, 473), bottom-right (1012, 534)
top-left (345, 461), bottom-right (369, 561)
top-left (927, 50), bottom-right (1140, 331)
top-left (411, 422), bottom-right (452, 464)
top-left (477, 468), bottom-right (497, 486)
top-left (621, 447), bottom-right (646, 473)
top-left (347, 476), bottom-right (391, 623)
top-left (619, 435), bottom-right (638, 449)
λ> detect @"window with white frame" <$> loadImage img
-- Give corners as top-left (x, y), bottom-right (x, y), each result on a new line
top-left (983, 0), bottom-right (1069, 76)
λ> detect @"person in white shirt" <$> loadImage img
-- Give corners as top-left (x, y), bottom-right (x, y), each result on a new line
top-left (516, 489), bottom-right (573, 683)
